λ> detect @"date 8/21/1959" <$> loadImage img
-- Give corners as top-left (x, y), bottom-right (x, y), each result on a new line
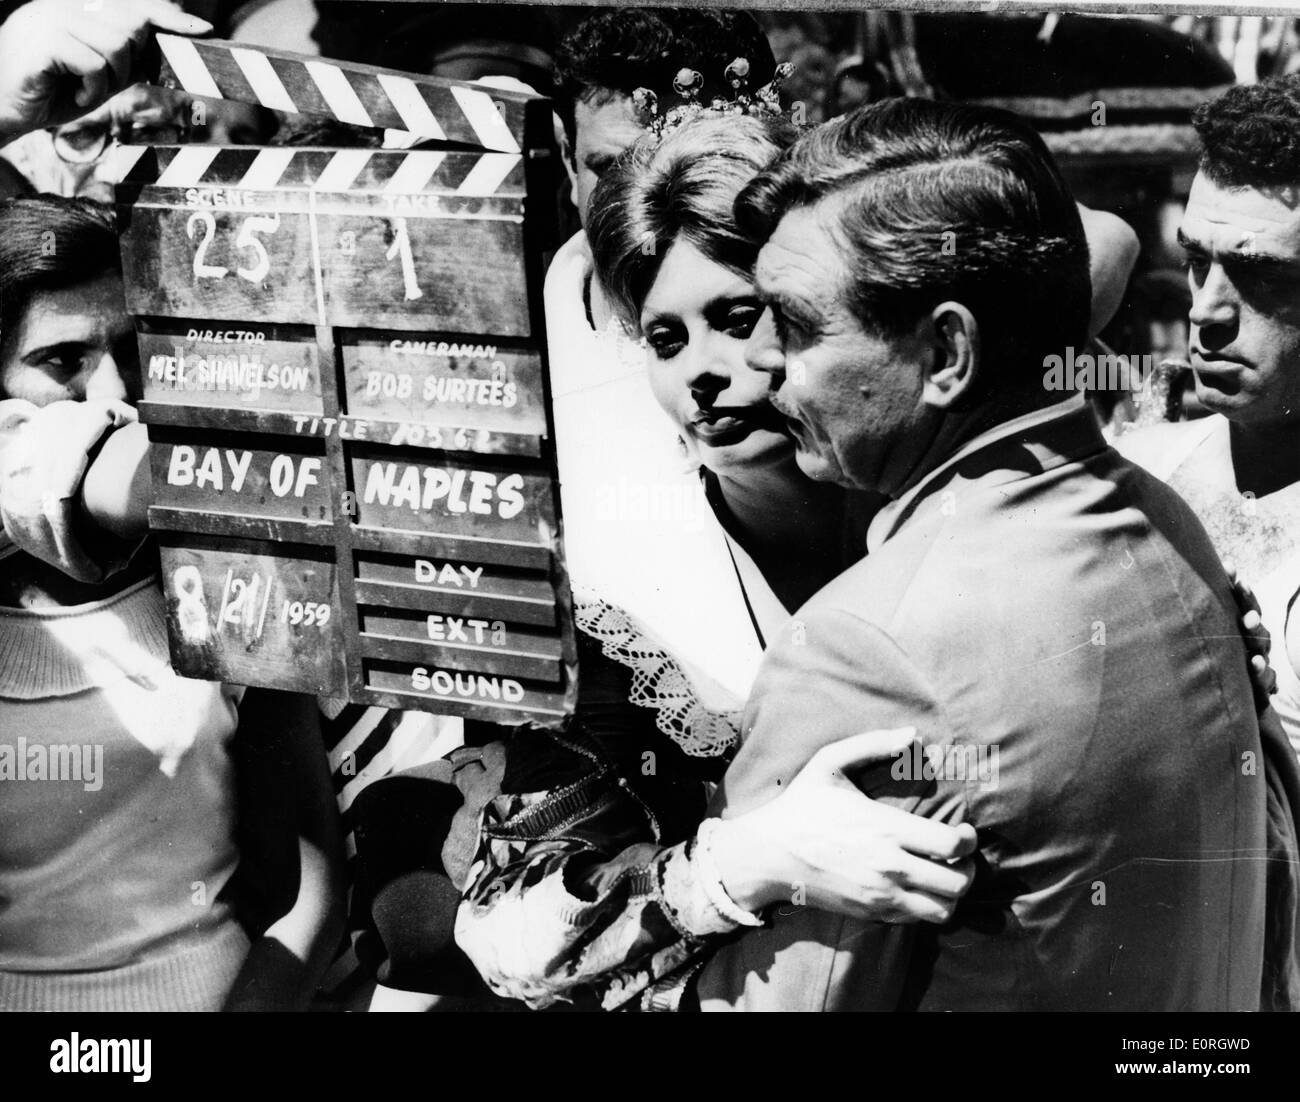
top-left (166, 552), bottom-right (348, 693)
top-left (172, 565), bottom-right (332, 648)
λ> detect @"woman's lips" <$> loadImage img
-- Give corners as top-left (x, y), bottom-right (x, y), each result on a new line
top-left (689, 405), bottom-right (787, 446)
top-left (691, 415), bottom-right (760, 446)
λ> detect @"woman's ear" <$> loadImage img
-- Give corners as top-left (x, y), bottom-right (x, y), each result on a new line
top-left (920, 301), bottom-right (979, 410)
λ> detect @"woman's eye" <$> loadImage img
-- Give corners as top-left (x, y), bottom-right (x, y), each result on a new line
top-left (724, 305), bottom-right (761, 338)
top-left (645, 329), bottom-right (685, 360)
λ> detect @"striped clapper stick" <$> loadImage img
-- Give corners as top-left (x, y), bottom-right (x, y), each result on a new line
top-left (115, 47), bottom-right (578, 729)
top-left (155, 34), bottom-right (531, 152)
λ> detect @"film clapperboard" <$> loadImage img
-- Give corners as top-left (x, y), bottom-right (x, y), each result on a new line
top-left (114, 36), bottom-right (578, 729)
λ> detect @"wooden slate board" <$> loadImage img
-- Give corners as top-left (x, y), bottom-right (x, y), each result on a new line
top-left (119, 42), bottom-right (576, 727)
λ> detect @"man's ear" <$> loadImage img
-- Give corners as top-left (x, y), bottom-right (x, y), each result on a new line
top-left (920, 302), bottom-right (979, 410)
top-left (558, 127), bottom-right (579, 210)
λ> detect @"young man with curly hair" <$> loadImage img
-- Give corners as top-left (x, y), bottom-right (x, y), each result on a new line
top-left (1117, 76), bottom-right (1300, 755)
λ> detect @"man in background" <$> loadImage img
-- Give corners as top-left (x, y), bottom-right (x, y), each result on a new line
top-left (1119, 76), bottom-right (1300, 583)
top-left (1117, 76), bottom-right (1300, 757)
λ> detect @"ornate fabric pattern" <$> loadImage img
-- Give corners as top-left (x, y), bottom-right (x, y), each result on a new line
top-left (455, 730), bottom-right (739, 1011)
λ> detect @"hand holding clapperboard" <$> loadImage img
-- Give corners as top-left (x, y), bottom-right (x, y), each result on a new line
top-left (104, 34), bottom-right (577, 727)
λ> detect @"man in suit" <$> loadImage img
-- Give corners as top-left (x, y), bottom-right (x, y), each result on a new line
top-left (694, 97), bottom-right (1300, 1010)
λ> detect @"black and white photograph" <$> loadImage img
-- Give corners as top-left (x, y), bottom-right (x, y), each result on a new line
top-left (0, 0), bottom-right (1296, 1077)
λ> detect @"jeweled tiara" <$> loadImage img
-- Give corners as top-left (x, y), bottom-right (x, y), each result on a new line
top-left (632, 58), bottom-right (798, 139)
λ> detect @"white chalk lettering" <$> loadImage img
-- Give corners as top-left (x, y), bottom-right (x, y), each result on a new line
top-left (184, 329), bottom-right (266, 344)
top-left (166, 447), bottom-right (251, 493)
top-left (420, 374), bottom-right (518, 407)
top-left (414, 561), bottom-right (484, 588)
top-left (268, 454), bottom-right (321, 498)
top-left (426, 615), bottom-right (495, 644)
top-left (386, 340), bottom-right (498, 361)
top-left (363, 462), bottom-right (527, 520)
top-left (290, 415), bottom-right (370, 440)
top-left (165, 352), bottom-right (309, 393)
top-left (183, 186), bottom-right (259, 210)
top-left (409, 666), bottom-right (525, 702)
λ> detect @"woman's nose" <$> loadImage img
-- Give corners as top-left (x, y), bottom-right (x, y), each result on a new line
top-left (684, 334), bottom-right (734, 405)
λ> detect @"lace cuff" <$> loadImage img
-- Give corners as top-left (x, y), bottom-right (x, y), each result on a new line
top-left (659, 837), bottom-right (750, 940)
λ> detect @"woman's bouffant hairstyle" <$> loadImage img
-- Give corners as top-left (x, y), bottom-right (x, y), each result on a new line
top-left (0, 196), bottom-right (119, 354)
top-left (588, 113), bottom-right (799, 330)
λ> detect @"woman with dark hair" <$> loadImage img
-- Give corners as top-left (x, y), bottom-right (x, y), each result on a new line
top-left (0, 196), bottom-right (344, 1011)
top-left (453, 112), bottom-right (980, 1011)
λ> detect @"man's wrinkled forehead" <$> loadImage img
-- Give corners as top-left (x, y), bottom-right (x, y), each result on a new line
top-left (1181, 170), bottom-right (1300, 260)
top-left (754, 204), bottom-right (848, 304)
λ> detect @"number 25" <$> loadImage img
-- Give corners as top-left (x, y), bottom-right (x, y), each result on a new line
top-left (187, 211), bottom-right (281, 285)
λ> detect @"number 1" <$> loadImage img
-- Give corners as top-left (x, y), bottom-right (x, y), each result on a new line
top-left (386, 218), bottom-right (423, 301)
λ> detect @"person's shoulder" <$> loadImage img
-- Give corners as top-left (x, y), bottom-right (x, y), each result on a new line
top-left (792, 553), bottom-right (889, 625)
top-left (1111, 415), bottom-right (1224, 481)
top-left (1113, 414), bottom-right (1219, 454)
top-left (544, 231), bottom-right (591, 298)
top-left (781, 547), bottom-right (927, 659)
